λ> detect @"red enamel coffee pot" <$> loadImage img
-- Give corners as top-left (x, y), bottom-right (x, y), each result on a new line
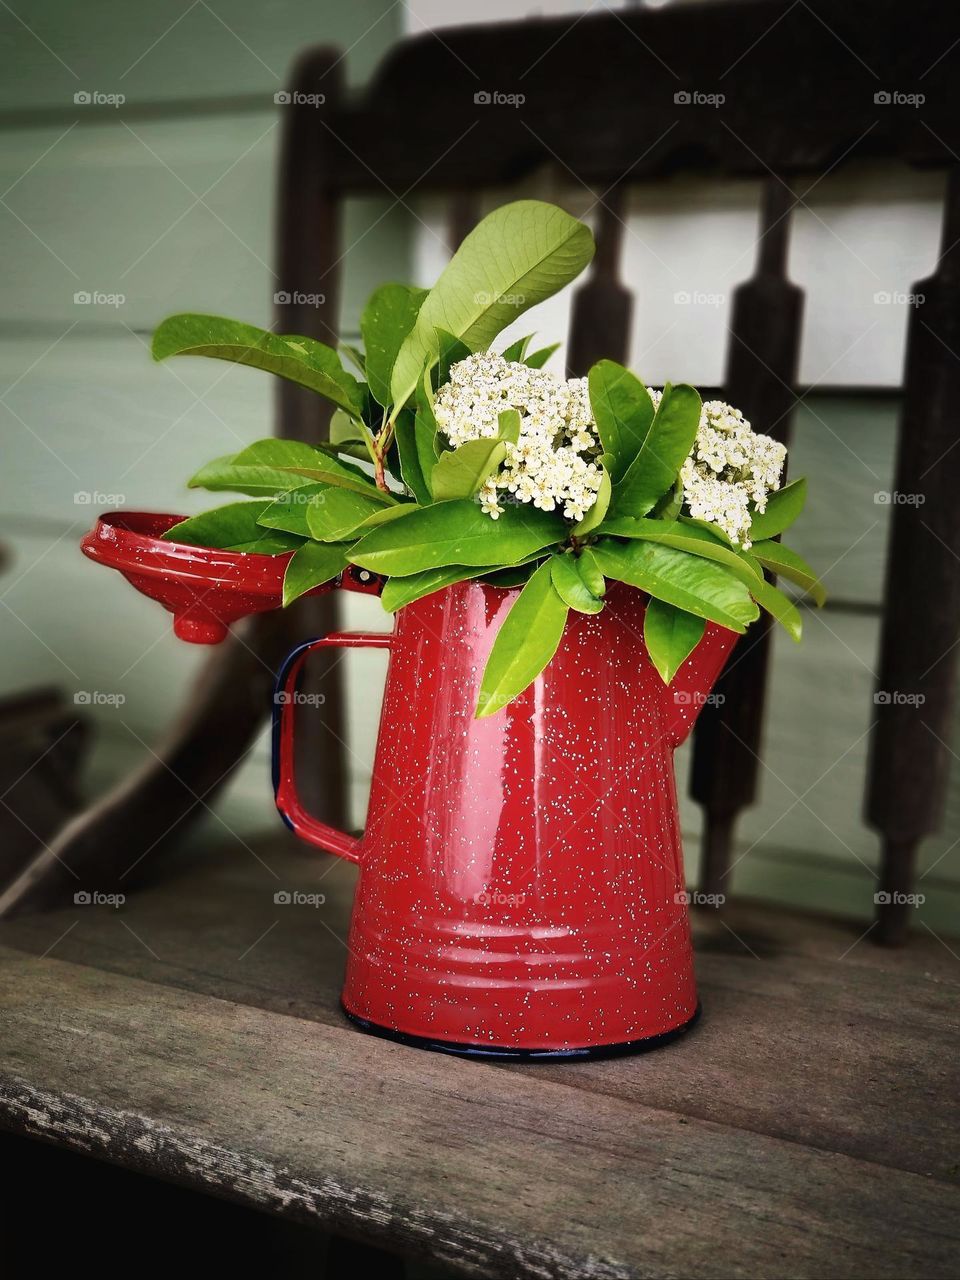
top-left (84, 512), bottom-right (737, 1061)
top-left (274, 578), bottom-right (737, 1060)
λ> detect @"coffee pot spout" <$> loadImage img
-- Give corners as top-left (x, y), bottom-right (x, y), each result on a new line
top-left (661, 622), bottom-right (740, 748)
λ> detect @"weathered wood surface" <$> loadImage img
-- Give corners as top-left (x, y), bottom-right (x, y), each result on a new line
top-left (0, 839), bottom-right (957, 1279)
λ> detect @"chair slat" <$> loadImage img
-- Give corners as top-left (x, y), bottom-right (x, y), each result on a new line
top-left (567, 188), bottom-right (632, 377)
top-left (273, 49), bottom-right (350, 828)
top-left (866, 168), bottom-right (960, 944)
top-left (691, 177), bottom-right (804, 901)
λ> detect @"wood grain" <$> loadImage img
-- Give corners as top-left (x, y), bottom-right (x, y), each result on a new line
top-left (0, 839), bottom-right (957, 1278)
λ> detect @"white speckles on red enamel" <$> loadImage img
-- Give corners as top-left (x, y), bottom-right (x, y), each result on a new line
top-left (340, 578), bottom-right (738, 1054)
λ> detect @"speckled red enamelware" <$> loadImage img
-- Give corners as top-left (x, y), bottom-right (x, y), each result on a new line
top-left (80, 511), bottom-right (381, 643)
top-left (274, 578), bottom-right (738, 1061)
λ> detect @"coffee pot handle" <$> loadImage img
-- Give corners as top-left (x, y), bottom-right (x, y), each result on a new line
top-left (272, 632), bottom-right (393, 864)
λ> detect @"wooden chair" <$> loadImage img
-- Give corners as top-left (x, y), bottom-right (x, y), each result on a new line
top-left (5, 0), bottom-right (957, 947)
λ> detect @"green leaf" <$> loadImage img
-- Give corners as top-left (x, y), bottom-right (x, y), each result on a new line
top-left (498, 408), bottom-right (522, 444)
top-left (329, 408), bottom-right (368, 449)
top-left (612, 383), bottom-right (702, 517)
top-left (305, 487), bottom-right (385, 541)
top-left (188, 438), bottom-right (381, 502)
top-left (751, 539), bottom-right (826, 607)
top-left (501, 334), bottom-right (533, 361)
top-left (258, 484), bottom-right (327, 535)
top-left (597, 516), bottom-right (762, 589)
top-left (434, 329), bottom-right (473, 387)
top-left (524, 342), bottom-right (561, 370)
top-left (431, 439), bottom-right (507, 502)
top-left (339, 343), bottom-right (366, 375)
top-left (162, 501), bottom-right (304, 554)
top-left (550, 553), bottom-right (605, 614)
top-left (577, 547), bottom-right (606, 596)
top-left (360, 283), bottom-right (427, 408)
top-left (277, 455), bottom-right (397, 505)
top-left (351, 500), bottom-right (566, 575)
top-left (572, 462), bottom-right (611, 536)
top-left (185, 453), bottom-right (296, 497)
top-left (282, 541), bottom-right (350, 606)
top-left (751, 577), bottom-right (803, 641)
top-left (187, 441), bottom-right (323, 496)
top-left (587, 360), bottom-right (656, 482)
top-left (380, 563), bottom-right (489, 612)
top-left (390, 201), bottom-right (595, 410)
top-left (352, 503), bottom-right (418, 534)
top-left (652, 475), bottom-right (683, 521)
top-left (482, 562), bottom-right (541, 588)
top-left (591, 537), bottom-right (759, 633)
top-left (393, 409), bottom-right (432, 505)
top-left (476, 561), bottom-right (569, 718)
top-left (414, 374), bottom-right (441, 492)
top-left (643, 598), bottom-right (706, 684)
top-left (748, 478), bottom-right (808, 540)
top-left (152, 314), bottom-right (364, 417)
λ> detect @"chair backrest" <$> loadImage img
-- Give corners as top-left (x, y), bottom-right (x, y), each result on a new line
top-left (275, 0), bottom-right (960, 944)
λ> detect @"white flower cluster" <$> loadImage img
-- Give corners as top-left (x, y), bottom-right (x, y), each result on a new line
top-left (432, 352), bottom-right (603, 521)
top-left (666, 393), bottom-right (786, 549)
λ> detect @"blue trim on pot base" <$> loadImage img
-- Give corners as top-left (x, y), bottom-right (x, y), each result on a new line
top-left (340, 1001), bottom-right (701, 1062)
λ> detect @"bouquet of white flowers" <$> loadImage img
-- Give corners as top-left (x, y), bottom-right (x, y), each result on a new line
top-left (153, 200), bottom-right (823, 714)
